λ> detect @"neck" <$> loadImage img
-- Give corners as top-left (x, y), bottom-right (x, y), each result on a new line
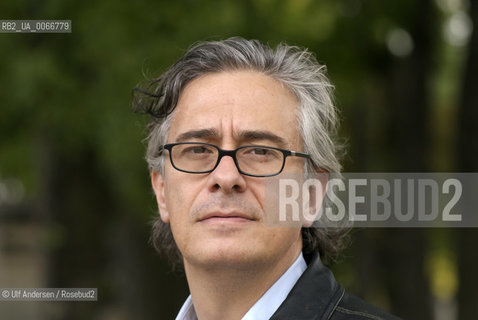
top-left (184, 242), bottom-right (302, 320)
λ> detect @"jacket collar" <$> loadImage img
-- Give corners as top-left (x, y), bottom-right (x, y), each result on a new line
top-left (269, 252), bottom-right (345, 320)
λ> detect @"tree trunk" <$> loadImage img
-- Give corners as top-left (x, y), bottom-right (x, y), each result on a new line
top-left (378, 0), bottom-right (437, 318)
top-left (456, 1), bottom-right (478, 319)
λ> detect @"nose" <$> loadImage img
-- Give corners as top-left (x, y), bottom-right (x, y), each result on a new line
top-left (207, 154), bottom-right (247, 194)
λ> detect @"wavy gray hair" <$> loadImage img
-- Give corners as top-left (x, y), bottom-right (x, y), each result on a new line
top-left (132, 37), bottom-right (349, 269)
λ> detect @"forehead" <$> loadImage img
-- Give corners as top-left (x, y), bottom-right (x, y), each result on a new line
top-left (168, 71), bottom-right (301, 147)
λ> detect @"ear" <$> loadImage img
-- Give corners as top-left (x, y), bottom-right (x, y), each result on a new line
top-left (303, 171), bottom-right (328, 228)
top-left (151, 171), bottom-right (170, 223)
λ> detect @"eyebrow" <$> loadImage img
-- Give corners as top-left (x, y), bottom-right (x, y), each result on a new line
top-left (236, 130), bottom-right (287, 147)
top-left (174, 128), bottom-right (287, 147)
top-left (175, 128), bottom-right (220, 142)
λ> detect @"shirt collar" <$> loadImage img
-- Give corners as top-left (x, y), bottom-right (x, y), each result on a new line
top-left (175, 295), bottom-right (196, 320)
top-left (269, 252), bottom-right (345, 320)
top-left (175, 253), bottom-right (307, 320)
top-left (241, 252), bottom-right (307, 320)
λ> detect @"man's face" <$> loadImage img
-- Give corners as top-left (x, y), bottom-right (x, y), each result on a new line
top-left (152, 71), bottom-right (305, 271)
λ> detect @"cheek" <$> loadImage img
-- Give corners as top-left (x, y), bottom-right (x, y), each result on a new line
top-left (164, 183), bottom-right (191, 222)
top-left (163, 175), bottom-right (204, 231)
top-left (247, 180), bottom-right (266, 211)
top-left (163, 183), bottom-right (192, 253)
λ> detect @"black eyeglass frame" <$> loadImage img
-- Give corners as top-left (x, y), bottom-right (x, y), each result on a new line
top-left (159, 142), bottom-right (311, 177)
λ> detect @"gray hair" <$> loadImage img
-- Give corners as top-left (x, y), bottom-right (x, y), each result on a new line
top-left (132, 37), bottom-right (349, 269)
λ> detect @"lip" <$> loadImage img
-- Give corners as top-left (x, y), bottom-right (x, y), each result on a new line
top-left (198, 212), bottom-right (255, 224)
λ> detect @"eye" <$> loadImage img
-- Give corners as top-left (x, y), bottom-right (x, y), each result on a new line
top-left (241, 147), bottom-right (281, 160)
top-left (180, 145), bottom-right (216, 158)
top-left (186, 146), bottom-right (210, 154)
top-left (250, 148), bottom-right (271, 155)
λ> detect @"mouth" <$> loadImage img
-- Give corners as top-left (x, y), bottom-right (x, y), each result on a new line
top-left (198, 212), bottom-right (256, 224)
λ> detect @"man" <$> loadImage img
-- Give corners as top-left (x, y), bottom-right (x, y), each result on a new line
top-left (133, 37), bottom-right (401, 320)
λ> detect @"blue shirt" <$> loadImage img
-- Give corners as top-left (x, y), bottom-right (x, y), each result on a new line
top-left (175, 253), bottom-right (307, 320)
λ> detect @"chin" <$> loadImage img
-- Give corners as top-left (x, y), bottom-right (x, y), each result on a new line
top-left (186, 242), bottom-right (266, 270)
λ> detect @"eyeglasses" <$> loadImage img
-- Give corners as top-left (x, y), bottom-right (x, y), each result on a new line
top-left (159, 142), bottom-right (311, 177)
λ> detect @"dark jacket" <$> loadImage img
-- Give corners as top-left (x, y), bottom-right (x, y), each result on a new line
top-left (270, 253), bottom-right (403, 320)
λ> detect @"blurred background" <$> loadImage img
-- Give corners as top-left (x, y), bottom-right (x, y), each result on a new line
top-left (0, 0), bottom-right (476, 319)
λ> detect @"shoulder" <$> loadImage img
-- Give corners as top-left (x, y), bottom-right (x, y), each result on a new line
top-left (331, 291), bottom-right (403, 320)
top-left (270, 252), bottom-right (403, 320)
